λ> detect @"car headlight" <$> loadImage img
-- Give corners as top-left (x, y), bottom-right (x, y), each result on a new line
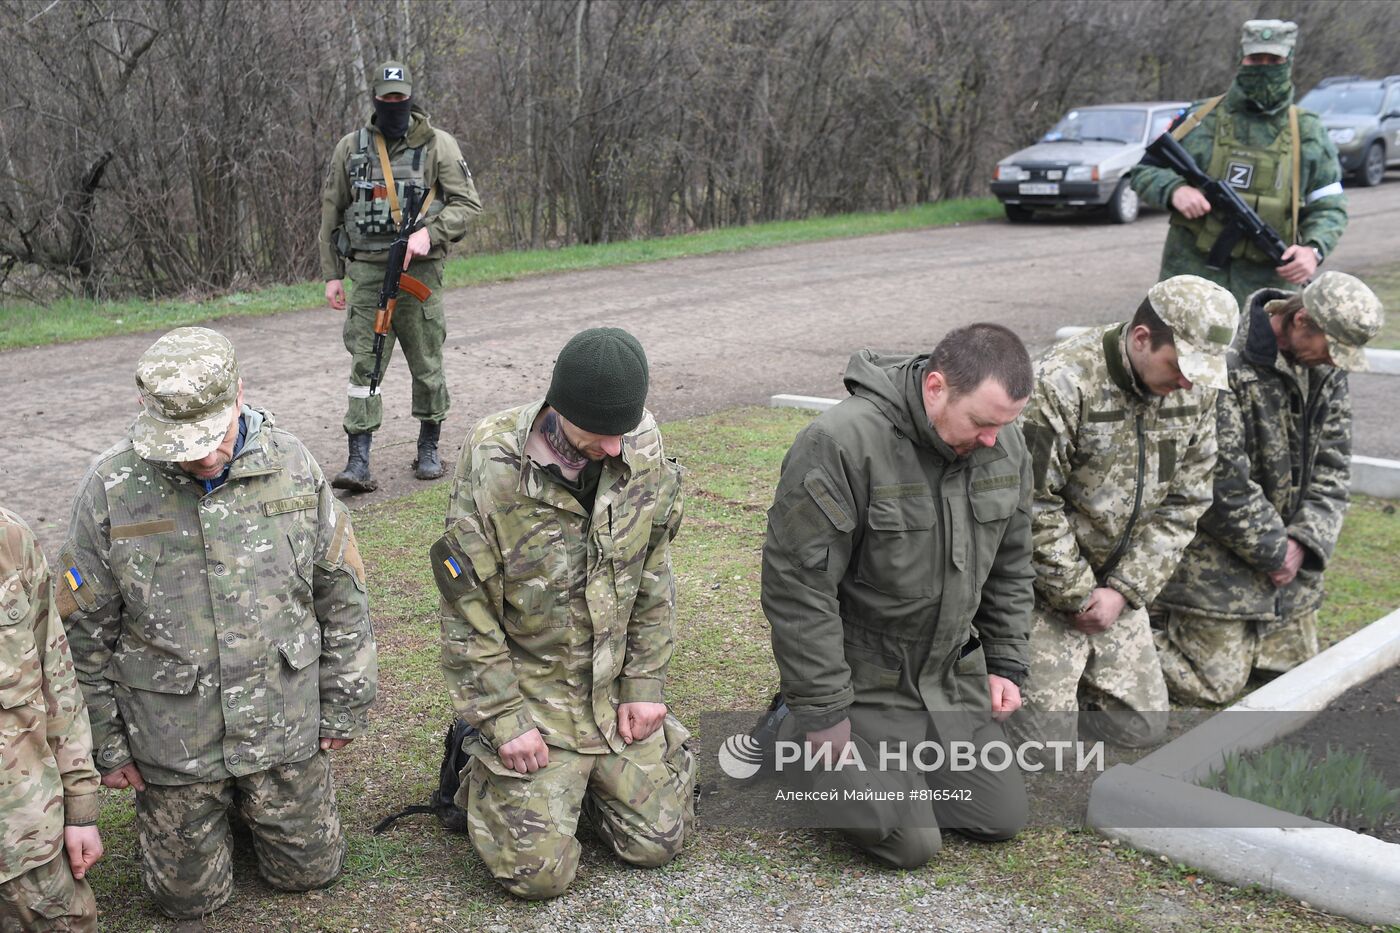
top-left (1065, 165), bottom-right (1097, 182)
top-left (1328, 127), bottom-right (1356, 145)
top-left (996, 165), bottom-right (1028, 182)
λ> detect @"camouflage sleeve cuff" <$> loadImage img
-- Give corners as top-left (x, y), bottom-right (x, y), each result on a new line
top-left (620, 677), bottom-right (666, 704)
top-left (482, 708), bottom-right (537, 751)
top-left (984, 660), bottom-right (1028, 688)
top-left (1105, 577), bottom-right (1146, 611)
top-left (64, 793), bottom-right (101, 826)
top-left (790, 703), bottom-right (851, 734)
top-left (319, 705), bottom-right (370, 739)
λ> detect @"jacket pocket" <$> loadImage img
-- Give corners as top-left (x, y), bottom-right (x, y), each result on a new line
top-left (279, 632), bottom-right (321, 747)
top-left (0, 593), bottom-right (41, 706)
top-left (844, 643), bottom-right (902, 693)
top-left (855, 494), bottom-right (936, 597)
top-left (501, 516), bottom-right (569, 632)
top-left (107, 653), bottom-right (199, 765)
top-left (111, 538), bottom-right (162, 620)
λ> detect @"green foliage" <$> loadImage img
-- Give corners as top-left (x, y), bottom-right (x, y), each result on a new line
top-left (1206, 743), bottom-right (1400, 831)
top-left (0, 199), bottom-right (999, 351)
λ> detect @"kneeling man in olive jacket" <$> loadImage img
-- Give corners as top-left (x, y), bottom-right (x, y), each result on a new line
top-left (761, 324), bottom-right (1036, 869)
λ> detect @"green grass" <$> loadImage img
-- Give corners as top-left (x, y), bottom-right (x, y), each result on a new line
top-left (85, 405), bottom-right (1392, 932)
top-left (1355, 259), bottom-right (1400, 350)
top-left (1205, 743), bottom-right (1400, 830)
top-left (1318, 495), bottom-right (1400, 647)
top-left (0, 199), bottom-right (1000, 351)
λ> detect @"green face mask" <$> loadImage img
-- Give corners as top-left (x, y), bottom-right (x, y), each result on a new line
top-left (1236, 62), bottom-right (1293, 111)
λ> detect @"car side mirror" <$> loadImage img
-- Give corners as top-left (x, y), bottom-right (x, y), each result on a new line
top-left (1384, 110), bottom-right (1400, 120)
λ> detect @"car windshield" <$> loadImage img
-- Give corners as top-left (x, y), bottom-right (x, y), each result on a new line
top-left (1300, 85), bottom-right (1384, 115)
top-left (1040, 108), bottom-right (1146, 144)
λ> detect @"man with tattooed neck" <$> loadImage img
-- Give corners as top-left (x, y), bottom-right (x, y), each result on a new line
top-left (431, 327), bottom-right (694, 899)
top-left (1131, 20), bottom-right (1347, 309)
top-left (319, 60), bottom-right (482, 492)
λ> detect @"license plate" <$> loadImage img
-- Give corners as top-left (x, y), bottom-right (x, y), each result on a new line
top-left (1019, 182), bottom-right (1059, 195)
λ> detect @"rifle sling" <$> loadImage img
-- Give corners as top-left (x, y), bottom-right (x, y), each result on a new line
top-left (373, 133), bottom-right (439, 228)
top-left (1170, 96), bottom-right (1223, 141)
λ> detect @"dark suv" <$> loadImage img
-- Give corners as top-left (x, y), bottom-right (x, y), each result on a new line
top-left (1299, 75), bottom-right (1400, 187)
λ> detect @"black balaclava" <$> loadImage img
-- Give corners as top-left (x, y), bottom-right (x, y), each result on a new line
top-left (373, 97), bottom-right (412, 140)
top-left (1236, 61), bottom-right (1293, 112)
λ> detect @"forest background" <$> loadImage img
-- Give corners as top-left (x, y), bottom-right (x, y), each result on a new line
top-left (2, 0), bottom-right (1398, 303)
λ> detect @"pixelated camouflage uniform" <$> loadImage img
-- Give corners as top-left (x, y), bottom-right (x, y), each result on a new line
top-left (60, 407), bottom-right (377, 918)
top-left (319, 107), bottom-right (483, 435)
top-left (1130, 79), bottom-right (1347, 309)
top-left (1154, 283), bottom-right (1370, 703)
top-left (761, 351), bottom-right (1035, 868)
top-left (1012, 324), bottom-right (1220, 748)
top-left (0, 508), bottom-right (100, 932)
top-left (431, 401), bottom-right (694, 900)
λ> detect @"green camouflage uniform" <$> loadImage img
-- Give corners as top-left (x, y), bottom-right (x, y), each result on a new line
top-left (319, 108), bottom-right (483, 435)
top-left (0, 508), bottom-right (100, 932)
top-left (1154, 274), bottom-right (1384, 704)
top-left (431, 402), bottom-right (694, 900)
top-left (761, 351), bottom-right (1036, 868)
top-left (61, 402), bottom-right (377, 918)
top-left (1130, 80), bottom-right (1347, 309)
top-left (1013, 284), bottom-right (1233, 748)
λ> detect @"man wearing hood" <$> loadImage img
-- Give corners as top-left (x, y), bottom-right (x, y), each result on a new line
top-left (319, 60), bottom-right (483, 492)
top-left (58, 327), bottom-right (378, 922)
top-left (1010, 277), bottom-right (1236, 751)
top-left (1130, 20), bottom-right (1347, 309)
top-left (1153, 273), bottom-right (1384, 706)
top-left (761, 324), bottom-right (1036, 869)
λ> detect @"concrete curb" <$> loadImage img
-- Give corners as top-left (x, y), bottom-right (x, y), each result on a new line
top-left (1054, 326), bottom-right (1400, 374)
top-left (769, 394), bottom-right (1400, 500)
top-left (1088, 607), bottom-right (1400, 924)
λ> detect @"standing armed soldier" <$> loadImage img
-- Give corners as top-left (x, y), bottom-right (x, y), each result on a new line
top-left (431, 328), bottom-right (694, 899)
top-left (761, 325), bottom-right (1036, 869)
top-left (1011, 278), bottom-right (1236, 750)
top-left (1, 508), bottom-right (103, 931)
top-left (1154, 273), bottom-right (1385, 705)
top-left (320, 60), bottom-right (483, 491)
top-left (1131, 20), bottom-right (1347, 309)
top-left (58, 328), bottom-right (378, 922)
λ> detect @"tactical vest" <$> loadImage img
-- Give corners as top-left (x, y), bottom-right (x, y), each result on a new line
top-left (342, 128), bottom-right (445, 254)
top-left (1172, 104), bottom-right (1296, 266)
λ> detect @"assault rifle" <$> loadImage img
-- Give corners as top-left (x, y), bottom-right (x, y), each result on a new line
top-left (1144, 132), bottom-right (1289, 271)
top-left (369, 184), bottom-right (432, 397)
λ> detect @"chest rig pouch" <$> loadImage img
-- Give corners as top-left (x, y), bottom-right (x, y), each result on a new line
top-left (342, 128), bottom-right (444, 253)
top-left (1174, 105), bottom-right (1297, 266)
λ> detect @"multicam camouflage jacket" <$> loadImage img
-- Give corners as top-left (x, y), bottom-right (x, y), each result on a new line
top-left (59, 408), bottom-right (377, 786)
top-left (1156, 291), bottom-right (1352, 621)
top-left (1, 508), bottom-right (101, 884)
top-left (1020, 325), bottom-right (1219, 614)
top-left (432, 401), bottom-right (683, 755)
top-left (761, 352), bottom-right (1035, 735)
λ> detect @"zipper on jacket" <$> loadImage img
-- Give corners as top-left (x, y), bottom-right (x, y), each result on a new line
top-left (1100, 412), bottom-right (1145, 583)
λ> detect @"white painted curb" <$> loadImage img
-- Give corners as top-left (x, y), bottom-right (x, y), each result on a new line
top-left (1088, 606), bottom-right (1400, 924)
top-left (769, 394), bottom-right (1400, 500)
top-left (1055, 326), bottom-right (1400, 374)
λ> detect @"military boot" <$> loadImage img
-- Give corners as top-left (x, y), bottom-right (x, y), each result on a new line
top-left (332, 433), bottom-right (378, 493)
top-left (413, 420), bottom-right (445, 480)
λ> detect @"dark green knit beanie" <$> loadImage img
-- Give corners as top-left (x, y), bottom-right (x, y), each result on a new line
top-left (546, 327), bottom-right (649, 435)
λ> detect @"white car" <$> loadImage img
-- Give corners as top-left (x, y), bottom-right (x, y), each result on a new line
top-left (991, 101), bottom-right (1189, 223)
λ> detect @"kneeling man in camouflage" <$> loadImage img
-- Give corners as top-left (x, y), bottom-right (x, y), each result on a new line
top-left (432, 327), bottom-right (694, 899)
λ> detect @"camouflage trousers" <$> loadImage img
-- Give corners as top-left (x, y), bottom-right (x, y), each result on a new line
top-left (133, 752), bottom-right (346, 919)
top-left (342, 257), bottom-right (449, 435)
top-left (813, 706), bottom-right (1027, 870)
top-left (0, 853), bottom-right (97, 933)
top-left (1159, 224), bottom-right (1296, 311)
top-left (459, 714), bottom-right (695, 900)
top-left (1155, 608), bottom-right (1320, 706)
top-left (1008, 604), bottom-right (1168, 750)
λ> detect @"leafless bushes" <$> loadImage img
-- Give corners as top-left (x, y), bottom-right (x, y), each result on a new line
top-left (0, 0), bottom-right (1393, 301)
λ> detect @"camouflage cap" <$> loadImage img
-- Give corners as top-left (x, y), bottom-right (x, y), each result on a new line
top-left (374, 60), bottom-right (412, 98)
top-left (1241, 20), bottom-right (1297, 59)
top-left (1302, 272), bottom-right (1384, 372)
top-left (1147, 275), bottom-right (1239, 391)
top-left (132, 327), bottom-right (240, 462)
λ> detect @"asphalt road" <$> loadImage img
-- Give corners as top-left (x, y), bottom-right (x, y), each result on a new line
top-left (4, 180), bottom-right (1398, 552)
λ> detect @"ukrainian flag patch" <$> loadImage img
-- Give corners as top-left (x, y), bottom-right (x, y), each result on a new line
top-left (443, 556), bottom-right (462, 579)
top-left (65, 568), bottom-right (84, 590)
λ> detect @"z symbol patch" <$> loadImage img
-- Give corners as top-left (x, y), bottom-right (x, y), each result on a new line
top-left (384, 67), bottom-right (404, 81)
top-left (1226, 161), bottom-right (1254, 189)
